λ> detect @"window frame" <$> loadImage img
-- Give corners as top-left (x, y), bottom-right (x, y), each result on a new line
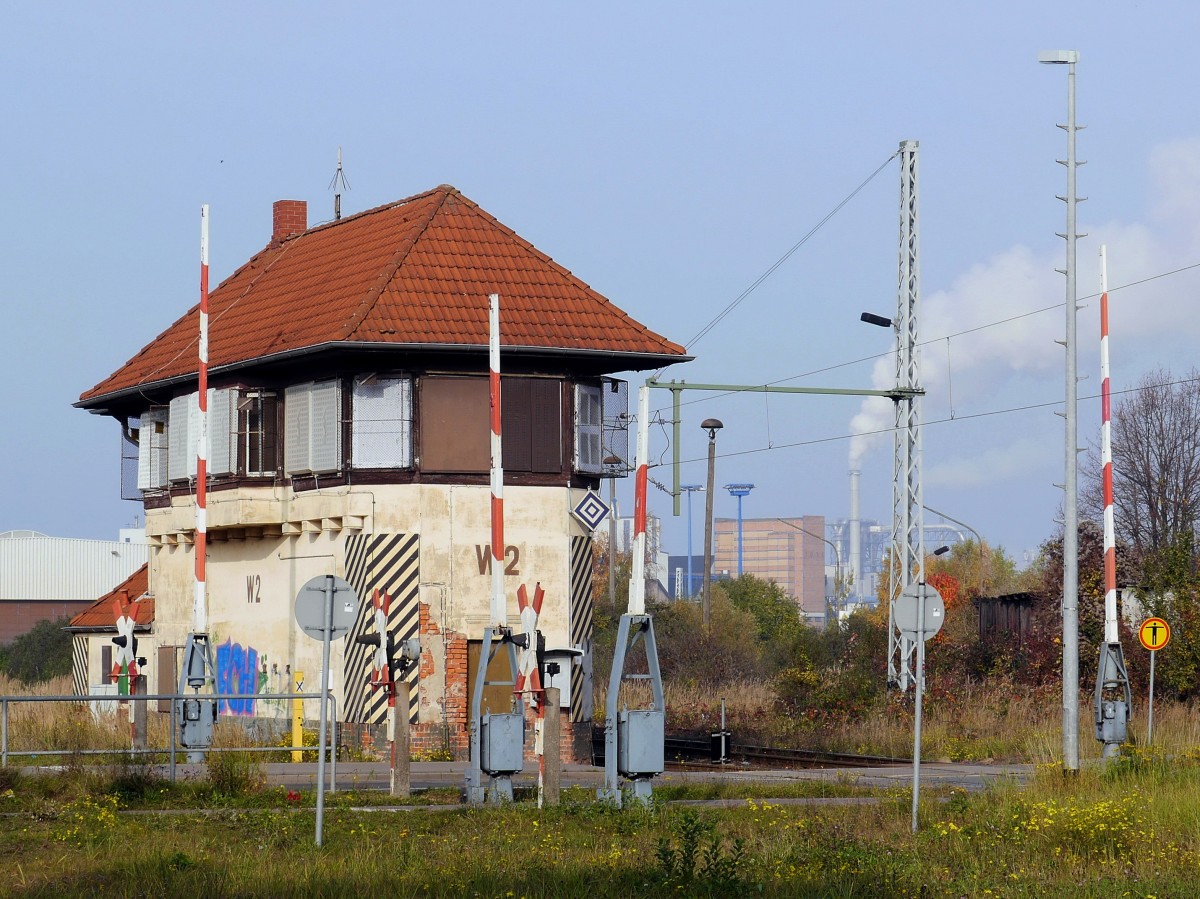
top-left (237, 390), bottom-right (280, 477)
top-left (351, 375), bottom-right (414, 470)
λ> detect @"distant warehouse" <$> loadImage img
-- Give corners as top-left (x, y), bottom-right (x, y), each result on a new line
top-left (0, 530), bottom-right (147, 644)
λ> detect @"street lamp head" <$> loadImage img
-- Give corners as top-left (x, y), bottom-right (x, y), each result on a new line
top-left (700, 418), bottom-right (724, 440)
top-left (680, 484), bottom-right (705, 493)
top-left (860, 312), bottom-right (893, 328)
top-left (933, 545), bottom-right (951, 556)
top-left (1038, 49), bottom-right (1079, 64)
top-left (724, 483), bottom-right (755, 497)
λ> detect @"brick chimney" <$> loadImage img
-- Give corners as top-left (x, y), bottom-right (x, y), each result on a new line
top-left (272, 200), bottom-right (307, 243)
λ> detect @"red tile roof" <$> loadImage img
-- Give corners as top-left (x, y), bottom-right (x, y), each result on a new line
top-left (66, 565), bottom-right (153, 631)
top-left (79, 186), bottom-right (688, 406)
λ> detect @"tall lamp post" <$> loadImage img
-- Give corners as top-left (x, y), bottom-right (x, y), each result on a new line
top-left (724, 484), bottom-right (755, 576)
top-left (680, 484), bottom-right (704, 598)
top-left (700, 419), bottom-right (723, 629)
top-left (1039, 47), bottom-right (1081, 774)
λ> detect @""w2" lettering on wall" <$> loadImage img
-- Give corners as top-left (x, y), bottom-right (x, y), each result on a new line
top-left (475, 545), bottom-right (520, 575)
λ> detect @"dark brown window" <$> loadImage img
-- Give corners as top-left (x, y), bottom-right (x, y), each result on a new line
top-left (419, 377), bottom-right (490, 472)
top-left (503, 378), bottom-right (561, 473)
top-left (418, 376), bottom-right (562, 474)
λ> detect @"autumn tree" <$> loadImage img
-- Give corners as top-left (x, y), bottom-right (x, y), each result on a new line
top-left (1082, 368), bottom-right (1200, 559)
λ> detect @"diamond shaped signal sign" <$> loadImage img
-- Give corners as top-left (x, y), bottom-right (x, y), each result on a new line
top-left (571, 491), bottom-right (611, 531)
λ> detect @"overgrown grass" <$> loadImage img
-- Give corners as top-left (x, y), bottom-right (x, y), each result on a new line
top-left (3, 752), bottom-right (1200, 896)
top-left (601, 672), bottom-right (1200, 765)
top-left (0, 674), bottom-right (176, 766)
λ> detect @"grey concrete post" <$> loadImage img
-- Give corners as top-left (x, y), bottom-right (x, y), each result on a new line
top-left (132, 678), bottom-right (147, 751)
top-left (544, 688), bottom-right (562, 805)
top-left (392, 700), bottom-right (411, 799)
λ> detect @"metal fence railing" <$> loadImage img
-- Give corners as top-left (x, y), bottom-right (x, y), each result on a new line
top-left (0, 691), bottom-right (341, 789)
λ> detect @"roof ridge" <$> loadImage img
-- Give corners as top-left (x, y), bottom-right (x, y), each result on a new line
top-left (338, 186), bottom-right (454, 341)
top-left (303, 184), bottom-right (453, 237)
top-left (457, 197), bottom-right (683, 354)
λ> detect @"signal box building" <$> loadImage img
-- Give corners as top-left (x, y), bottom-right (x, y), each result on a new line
top-left (77, 186), bottom-right (688, 758)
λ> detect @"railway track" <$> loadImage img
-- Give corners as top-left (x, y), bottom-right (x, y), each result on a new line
top-left (591, 730), bottom-right (907, 769)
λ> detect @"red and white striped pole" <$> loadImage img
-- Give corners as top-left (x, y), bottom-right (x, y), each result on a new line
top-left (1100, 245), bottom-right (1117, 644)
top-left (488, 293), bottom-right (506, 627)
top-left (194, 205), bottom-right (210, 634)
top-left (628, 384), bottom-right (650, 615)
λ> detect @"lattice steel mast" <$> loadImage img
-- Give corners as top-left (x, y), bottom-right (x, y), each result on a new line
top-left (888, 140), bottom-right (925, 691)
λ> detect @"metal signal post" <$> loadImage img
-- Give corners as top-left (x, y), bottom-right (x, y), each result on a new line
top-left (1040, 48), bottom-right (1082, 771)
top-left (888, 139), bottom-right (925, 692)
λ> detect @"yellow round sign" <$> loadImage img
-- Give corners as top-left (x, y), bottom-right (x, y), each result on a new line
top-left (1139, 617), bottom-right (1171, 652)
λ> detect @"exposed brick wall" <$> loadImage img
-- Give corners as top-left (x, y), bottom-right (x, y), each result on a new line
top-left (342, 602), bottom-right (593, 764)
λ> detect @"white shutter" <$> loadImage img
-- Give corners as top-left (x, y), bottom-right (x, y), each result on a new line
top-left (209, 389), bottom-right (235, 476)
top-left (137, 409), bottom-right (170, 490)
top-left (574, 384), bottom-right (603, 473)
top-left (168, 394), bottom-right (194, 481)
top-left (352, 377), bottom-right (412, 468)
top-left (396, 378), bottom-right (413, 467)
top-left (284, 383), bottom-right (312, 474)
top-left (309, 379), bottom-right (342, 473)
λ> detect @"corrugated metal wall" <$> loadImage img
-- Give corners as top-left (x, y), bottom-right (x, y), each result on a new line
top-left (0, 536), bottom-right (148, 600)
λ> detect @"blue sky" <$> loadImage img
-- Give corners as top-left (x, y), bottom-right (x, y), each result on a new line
top-left (3, 2), bottom-right (1200, 571)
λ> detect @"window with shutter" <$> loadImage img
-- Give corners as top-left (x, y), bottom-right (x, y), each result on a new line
top-left (209, 389), bottom-right (235, 476)
top-left (530, 379), bottom-right (562, 473)
top-left (352, 377), bottom-right (413, 468)
top-left (284, 380), bottom-right (342, 475)
top-left (419, 377), bottom-right (490, 472)
top-left (574, 383), bottom-right (603, 474)
top-left (284, 383), bottom-right (312, 474)
top-left (137, 408), bottom-right (170, 490)
top-left (420, 375), bottom-right (562, 474)
top-left (502, 378), bottom-right (533, 472)
top-left (168, 394), bottom-right (193, 482)
top-left (168, 390), bottom-right (235, 481)
top-left (309, 380), bottom-right (342, 473)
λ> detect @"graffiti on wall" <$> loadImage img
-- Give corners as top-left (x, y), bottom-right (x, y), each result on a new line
top-left (215, 638), bottom-right (260, 716)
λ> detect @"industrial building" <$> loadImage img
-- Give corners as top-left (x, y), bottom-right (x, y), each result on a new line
top-left (75, 186), bottom-right (689, 759)
top-left (713, 516), bottom-right (828, 624)
top-left (0, 530), bottom-right (146, 645)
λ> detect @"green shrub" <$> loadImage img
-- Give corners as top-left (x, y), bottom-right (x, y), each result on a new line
top-left (655, 810), bottom-right (745, 894)
top-left (207, 725), bottom-right (265, 796)
top-left (0, 617), bottom-right (72, 683)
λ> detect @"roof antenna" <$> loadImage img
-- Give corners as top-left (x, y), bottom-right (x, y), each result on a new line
top-left (328, 147), bottom-right (351, 220)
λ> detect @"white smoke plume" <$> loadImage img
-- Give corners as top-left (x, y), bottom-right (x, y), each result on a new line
top-left (848, 137), bottom-right (1200, 485)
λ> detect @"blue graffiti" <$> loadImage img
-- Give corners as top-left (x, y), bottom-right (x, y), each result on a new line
top-left (215, 639), bottom-right (259, 716)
